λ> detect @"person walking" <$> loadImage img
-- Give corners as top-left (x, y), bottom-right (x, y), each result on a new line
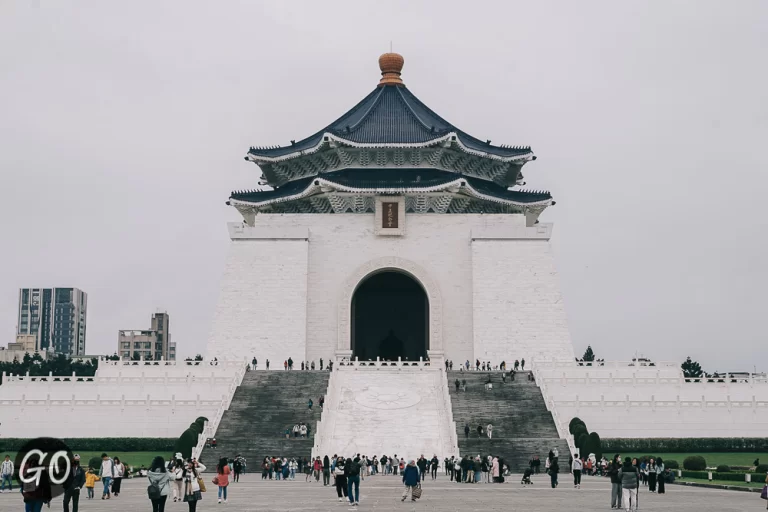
top-left (233, 456), bottom-right (243, 483)
top-left (486, 423), bottom-right (493, 439)
top-left (417, 456), bottom-right (427, 481)
top-left (63, 454), bottom-right (86, 512)
top-left (170, 455), bottom-right (185, 502)
top-left (111, 457), bottom-right (125, 497)
top-left (473, 457), bottom-right (482, 484)
top-left (346, 457), bottom-right (361, 506)
top-left (333, 457), bottom-right (348, 502)
top-left (464, 424), bottom-right (470, 439)
top-left (323, 455), bottom-right (331, 486)
top-left (572, 454), bottom-right (582, 489)
top-left (401, 460), bottom-right (420, 501)
top-left (21, 456), bottom-right (52, 512)
top-left (430, 455), bottom-right (439, 480)
top-left (182, 458), bottom-right (206, 512)
top-left (251, 357), bottom-right (257, 370)
top-left (84, 468), bottom-right (99, 499)
top-left (0, 454), bottom-right (13, 493)
top-left (608, 454), bottom-right (623, 509)
top-left (647, 458), bottom-right (657, 492)
top-left (308, 398), bottom-right (313, 411)
top-left (266, 359), bottom-right (270, 370)
top-left (99, 453), bottom-right (115, 499)
top-left (312, 457), bottom-right (322, 482)
top-left (521, 358), bottom-right (526, 370)
top-left (656, 457), bottom-right (665, 494)
top-left (618, 457), bottom-right (639, 512)
top-left (549, 457), bottom-right (559, 488)
top-left (215, 457), bottom-right (230, 504)
top-left (147, 456), bottom-right (172, 512)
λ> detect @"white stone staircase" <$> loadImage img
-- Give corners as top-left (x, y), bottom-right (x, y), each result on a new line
top-left (313, 364), bottom-right (459, 461)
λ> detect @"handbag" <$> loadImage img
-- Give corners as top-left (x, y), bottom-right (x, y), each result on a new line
top-left (197, 476), bottom-right (206, 493)
top-left (761, 485), bottom-right (768, 500)
top-left (412, 485), bottom-right (422, 499)
top-left (212, 476), bottom-right (219, 486)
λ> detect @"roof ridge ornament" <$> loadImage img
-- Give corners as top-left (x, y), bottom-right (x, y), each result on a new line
top-left (378, 52), bottom-right (404, 87)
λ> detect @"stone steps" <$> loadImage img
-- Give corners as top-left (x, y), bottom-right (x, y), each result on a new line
top-left (447, 371), bottom-right (569, 471)
top-left (204, 371), bottom-right (330, 463)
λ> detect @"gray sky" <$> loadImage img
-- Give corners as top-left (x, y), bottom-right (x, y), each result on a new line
top-left (1, 1), bottom-right (766, 371)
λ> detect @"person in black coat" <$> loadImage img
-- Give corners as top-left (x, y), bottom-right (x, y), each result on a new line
top-left (322, 455), bottom-right (330, 486)
top-left (63, 454), bottom-right (86, 512)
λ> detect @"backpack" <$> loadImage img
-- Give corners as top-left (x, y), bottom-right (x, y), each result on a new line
top-left (147, 481), bottom-right (162, 500)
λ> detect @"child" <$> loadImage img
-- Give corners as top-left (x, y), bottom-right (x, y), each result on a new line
top-left (85, 468), bottom-right (100, 499)
top-left (521, 468), bottom-right (533, 485)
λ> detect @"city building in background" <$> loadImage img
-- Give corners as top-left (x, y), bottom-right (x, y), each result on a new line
top-left (118, 311), bottom-right (174, 361)
top-left (0, 334), bottom-right (54, 362)
top-left (17, 287), bottom-right (87, 355)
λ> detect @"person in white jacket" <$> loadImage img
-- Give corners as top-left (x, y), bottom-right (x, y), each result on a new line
top-left (0, 455), bottom-right (14, 492)
top-left (572, 455), bottom-right (583, 489)
top-left (170, 455), bottom-right (185, 502)
top-left (182, 458), bottom-right (206, 512)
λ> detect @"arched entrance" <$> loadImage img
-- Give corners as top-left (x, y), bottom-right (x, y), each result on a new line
top-left (351, 271), bottom-right (429, 361)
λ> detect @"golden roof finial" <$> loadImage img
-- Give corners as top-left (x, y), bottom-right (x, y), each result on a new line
top-left (378, 52), bottom-right (404, 86)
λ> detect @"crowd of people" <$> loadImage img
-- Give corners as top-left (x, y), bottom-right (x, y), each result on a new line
top-left (444, 359), bottom-right (527, 372)
top-left (249, 357), bottom-right (333, 371)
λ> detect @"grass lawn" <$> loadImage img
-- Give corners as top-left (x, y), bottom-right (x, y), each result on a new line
top-left (620, 452), bottom-right (764, 468)
top-left (1, 451), bottom-right (166, 471)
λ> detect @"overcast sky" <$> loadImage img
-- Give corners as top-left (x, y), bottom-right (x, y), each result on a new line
top-left (1, 1), bottom-right (766, 371)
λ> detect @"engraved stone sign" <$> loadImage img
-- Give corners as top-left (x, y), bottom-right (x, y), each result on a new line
top-left (382, 202), bottom-right (399, 229)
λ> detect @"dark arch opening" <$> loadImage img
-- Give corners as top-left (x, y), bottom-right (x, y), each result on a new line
top-left (351, 271), bottom-right (429, 361)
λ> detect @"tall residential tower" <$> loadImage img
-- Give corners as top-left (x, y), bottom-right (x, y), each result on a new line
top-left (17, 287), bottom-right (88, 355)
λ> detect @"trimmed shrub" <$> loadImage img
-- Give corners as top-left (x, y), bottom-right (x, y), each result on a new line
top-left (716, 464), bottom-right (730, 472)
top-left (569, 417), bottom-right (586, 435)
top-left (757, 464), bottom-right (768, 473)
top-left (683, 455), bottom-right (707, 471)
top-left (588, 432), bottom-right (602, 459)
top-left (571, 424), bottom-right (588, 440)
top-left (0, 438), bottom-right (176, 452)
top-left (577, 433), bottom-right (590, 452)
top-left (189, 422), bottom-right (203, 434)
top-left (601, 437), bottom-right (768, 453)
top-left (195, 417), bottom-right (208, 425)
top-left (665, 460), bottom-right (679, 470)
top-left (174, 428), bottom-right (199, 460)
top-left (681, 470), bottom-right (709, 479)
top-left (88, 456), bottom-right (102, 471)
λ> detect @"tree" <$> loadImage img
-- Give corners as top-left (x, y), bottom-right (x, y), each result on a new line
top-left (681, 357), bottom-right (703, 379)
top-left (194, 354), bottom-right (203, 361)
top-left (582, 346), bottom-right (595, 362)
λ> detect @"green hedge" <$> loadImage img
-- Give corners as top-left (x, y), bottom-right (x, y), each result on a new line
top-left (601, 438), bottom-right (768, 453)
top-left (0, 438), bottom-right (176, 452)
top-left (665, 460), bottom-right (679, 469)
top-left (681, 470), bottom-right (759, 482)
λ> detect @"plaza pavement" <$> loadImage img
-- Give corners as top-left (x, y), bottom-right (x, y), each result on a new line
top-left (0, 472), bottom-right (760, 511)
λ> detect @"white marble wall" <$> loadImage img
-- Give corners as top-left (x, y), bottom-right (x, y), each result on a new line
top-left (533, 361), bottom-right (768, 438)
top-left (207, 213), bottom-right (576, 365)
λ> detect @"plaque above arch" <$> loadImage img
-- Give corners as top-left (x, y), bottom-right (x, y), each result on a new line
top-left (337, 257), bottom-right (443, 361)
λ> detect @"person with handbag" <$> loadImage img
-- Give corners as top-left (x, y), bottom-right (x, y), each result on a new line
top-left (401, 460), bottom-right (421, 502)
top-left (111, 457), bottom-right (125, 497)
top-left (334, 457), bottom-right (348, 502)
top-left (182, 458), bottom-right (207, 512)
top-left (147, 456), bottom-right (172, 512)
top-left (214, 457), bottom-right (230, 504)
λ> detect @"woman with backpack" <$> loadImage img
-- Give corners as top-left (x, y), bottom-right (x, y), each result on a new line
top-left (147, 456), bottom-right (172, 512)
top-left (214, 457), bottom-right (230, 504)
top-left (182, 458), bottom-right (207, 512)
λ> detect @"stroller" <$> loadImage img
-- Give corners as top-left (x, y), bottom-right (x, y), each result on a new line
top-left (521, 468), bottom-right (533, 485)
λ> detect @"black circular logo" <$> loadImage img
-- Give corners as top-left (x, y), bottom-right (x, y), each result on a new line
top-left (13, 438), bottom-right (74, 500)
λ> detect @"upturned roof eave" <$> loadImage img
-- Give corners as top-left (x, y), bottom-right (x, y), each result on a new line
top-left (246, 131), bottom-right (535, 165)
top-left (228, 176), bottom-right (552, 210)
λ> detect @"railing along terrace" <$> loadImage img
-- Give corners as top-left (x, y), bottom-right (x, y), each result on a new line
top-left (334, 357), bottom-right (432, 368)
top-left (192, 363), bottom-right (246, 459)
top-left (98, 357), bottom-right (246, 368)
top-left (1, 371), bottom-right (237, 387)
top-left (551, 395), bottom-right (768, 412)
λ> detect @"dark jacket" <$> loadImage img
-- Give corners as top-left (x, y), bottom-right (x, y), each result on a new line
top-left (402, 464), bottom-right (420, 486)
top-left (472, 459), bottom-right (481, 472)
top-left (323, 456), bottom-right (330, 470)
top-left (618, 465), bottom-right (639, 489)
top-left (64, 464), bottom-right (86, 492)
top-left (417, 458), bottom-right (427, 471)
top-left (345, 459), bottom-right (361, 477)
top-left (608, 460), bottom-right (622, 484)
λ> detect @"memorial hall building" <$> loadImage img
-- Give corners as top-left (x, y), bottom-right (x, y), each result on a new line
top-left (207, 52), bottom-right (575, 367)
